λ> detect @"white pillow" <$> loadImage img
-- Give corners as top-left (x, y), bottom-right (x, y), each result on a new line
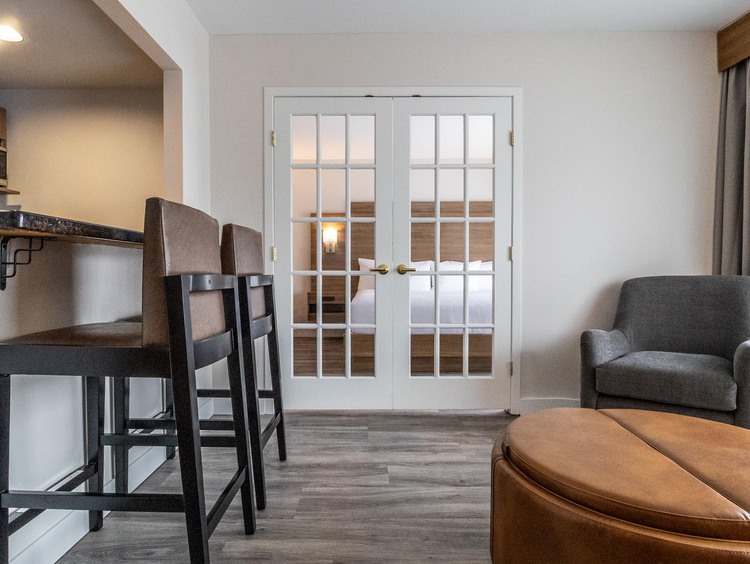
top-left (409, 260), bottom-right (434, 292)
top-left (357, 258), bottom-right (375, 292)
top-left (438, 260), bottom-right (481, 292)
top-left (469, 261), bottom-right (493, 292)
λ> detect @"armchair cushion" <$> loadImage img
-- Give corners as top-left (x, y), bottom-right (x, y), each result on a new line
top-left (596, 351), bottom-right (736, 412)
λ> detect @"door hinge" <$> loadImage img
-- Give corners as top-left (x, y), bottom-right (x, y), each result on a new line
top-left (509, 130), bottom-right (515, 147)
top-left (271, 131), bottom-right (277, 147)
top-left (510, 361), bottom-right (514, 376)
top-left (271, 246), bottom-right (277, 262)
top-left (508, 246), bottom-right (515, 262)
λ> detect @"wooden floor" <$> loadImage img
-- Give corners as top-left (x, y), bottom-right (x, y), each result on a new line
top-left (59, 411), bottom-right (514, 563)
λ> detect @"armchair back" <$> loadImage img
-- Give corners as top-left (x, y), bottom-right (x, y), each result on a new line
top-left (613, 276), bottom-right (750, 360)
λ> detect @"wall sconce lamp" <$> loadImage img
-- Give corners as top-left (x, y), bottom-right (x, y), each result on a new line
top-left (0, 25), bottom-right (24, 43)
top-left (323, 227), bottom-right (337, 254)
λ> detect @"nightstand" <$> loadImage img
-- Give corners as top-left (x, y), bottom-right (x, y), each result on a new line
top-left (307, 291), bottom-right (346, 323)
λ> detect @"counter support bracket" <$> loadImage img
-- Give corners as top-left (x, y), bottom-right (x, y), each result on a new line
top-left (0, 236), bottom-right (45, 291)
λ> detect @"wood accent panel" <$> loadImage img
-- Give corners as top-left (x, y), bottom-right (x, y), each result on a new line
top-left (718, 11), bottom-right (750, 72)
top-left (0, 107), bottom-right (6, 140)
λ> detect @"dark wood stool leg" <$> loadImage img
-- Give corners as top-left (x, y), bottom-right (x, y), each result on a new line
top-left (0, 375), bottom-right (9, 564)
top-left (168, 276), bottom-right (210, 563)
top-left (164, 380), bottom-right (176, 460)
top-left (243, 335), bottom-right (266, 511)
top-left (85, 376), bottom-right (104, 531)
top-left (266, 284), bottom-right (287, 461)
top-left (113, 376), bottom-right (129, 494)
top-left (226, 346), bottom-right (256, 534)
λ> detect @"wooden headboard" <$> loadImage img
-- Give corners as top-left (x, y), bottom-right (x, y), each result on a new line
top-left (311, 201), bottom-right (493, 296)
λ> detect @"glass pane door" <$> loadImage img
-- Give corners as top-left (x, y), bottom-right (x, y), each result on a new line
top-left (392, 97), bottom-right (513, 409)
top-left (274, 97), bottom-right (394, 409)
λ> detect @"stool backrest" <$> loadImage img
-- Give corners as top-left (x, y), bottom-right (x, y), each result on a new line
top-left (221, 224), bottom-right (266, 318)
top-left (142, 198), bottom-right (225, 348)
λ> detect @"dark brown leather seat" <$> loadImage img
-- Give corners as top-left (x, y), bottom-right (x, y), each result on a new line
top-left (0, 198), bottom-right (256, 564)
top-left (491, 408), bottom-right (750, 563)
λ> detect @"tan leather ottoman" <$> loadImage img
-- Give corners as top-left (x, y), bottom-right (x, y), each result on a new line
top-left (491, 408), bottom-right (750, 563)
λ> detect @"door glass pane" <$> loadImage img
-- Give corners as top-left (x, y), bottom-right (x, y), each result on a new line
top-left (294, 274), bottom-right (315, 323)
top-left (351, 332), bottom-right (375, 377)
top-left (292, 115), bottom-right (316, 164)
top-left (411, 169), bottom-right (435, 213)
top-left (469, 222), bottom-right (493, 262)
top-left (321, 169), bottom-right (345, 217)
top-left (439, 331), bottom-right (465, 376)
top-left (351, 222), bottom-right (375, 286)
top-left (411, 221), bottom-right (436, 264)
top-left (320, 115), bottom-right (345, 164)
top-left (293, 222), bottom-right (314, 274)
top-left (320, 275), bottom-right (346, 321)
top-left (410, 115), bottom-right (435, 165)
top-left (322, 328), bottom-right (346, 377)
top-left (293, 328), bottom-right (317, 377)
top-left (468, 169), bottom-right (493, 216)
top-left (468, 331), bottom-right (492, 375)
top-left (320, 221), bottom-right (344, 272)
top-left (292, 169), bottom-right (317, 219)
top-left (350, 116), bottom-right (375, 164)
top-left (467, 115), bottom-right (493, 164)
top-left (439, 115), bottom-right (464, 165)
top-left (439, 223), bottom-right (465, 264)
top-left (411, 332), bottom-right (436, 376)
top-left (351, 169), bottom-right (375, 213)
top-left (439, 169), bottom-right (464, 217)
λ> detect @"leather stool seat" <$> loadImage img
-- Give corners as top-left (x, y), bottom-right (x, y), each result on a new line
top-left (491, 408), bottom-right (750, 563)
top-left (6, 322), bottom-right (142, 347)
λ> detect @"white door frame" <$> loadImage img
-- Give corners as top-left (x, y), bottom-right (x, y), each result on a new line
top-left (264, 86), bottom-right (523, 414)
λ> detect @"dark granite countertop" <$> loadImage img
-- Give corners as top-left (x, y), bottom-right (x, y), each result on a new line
top-left (0, 210), bottom-right (143, 246)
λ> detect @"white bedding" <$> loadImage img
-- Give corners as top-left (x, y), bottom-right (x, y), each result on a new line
top-left (350, 289), bottom-right (493, 334)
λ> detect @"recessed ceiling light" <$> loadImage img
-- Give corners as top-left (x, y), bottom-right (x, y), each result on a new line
top-left (0, 25), bottom-right (23, 43)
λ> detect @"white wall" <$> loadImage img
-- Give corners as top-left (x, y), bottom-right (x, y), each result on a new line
top-left (0, 88), bottom-right (163, 563)
top-left (209, 32), bottom-right (720, 410)
top-left (97, 0), bottom-right (212, 212)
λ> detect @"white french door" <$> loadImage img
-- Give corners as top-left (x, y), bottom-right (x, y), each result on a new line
top-left (271, 92), bottom-right (517, 410)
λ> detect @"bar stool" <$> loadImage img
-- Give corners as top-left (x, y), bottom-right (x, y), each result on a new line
top-left (0, 198), bottom-right (255, 564)
top-left (221, 224), bottom-right (287, 510)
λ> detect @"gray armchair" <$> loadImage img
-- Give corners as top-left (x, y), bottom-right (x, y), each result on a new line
top-left (580, 275), bottom-right (750, 428)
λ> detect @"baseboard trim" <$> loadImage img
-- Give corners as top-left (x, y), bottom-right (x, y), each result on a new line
top-left (519, 397), bottom-right (580, 414)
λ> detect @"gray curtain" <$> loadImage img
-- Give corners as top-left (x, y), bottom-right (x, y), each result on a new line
top-left (714, 59), bottom-right (750, 275)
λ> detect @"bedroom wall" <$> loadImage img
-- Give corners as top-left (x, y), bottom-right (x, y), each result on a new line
top-left (209, 31), bottom-right (719, 410)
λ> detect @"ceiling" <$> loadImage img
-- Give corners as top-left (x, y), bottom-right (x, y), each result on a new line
top-left (1, 0), bottom-right (748, 90)
top-left (0, 0), bottom-right (162, 89)
top-left (185, 0), bottom-right (750, 35)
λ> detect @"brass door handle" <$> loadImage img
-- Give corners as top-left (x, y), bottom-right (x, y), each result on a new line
top-left (396, 264), bottom-right (417, 275)
top-left (369, 264), bottom-right (390, 275)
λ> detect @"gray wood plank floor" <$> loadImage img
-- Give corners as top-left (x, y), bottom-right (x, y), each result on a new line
top-left (58, 411), bottom-right (514, 563)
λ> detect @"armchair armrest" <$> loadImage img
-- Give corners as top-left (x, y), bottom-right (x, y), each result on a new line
top-left (733, 340), bottom-right (750, 429)
top-left (580, 329), bottom-right (630, 408)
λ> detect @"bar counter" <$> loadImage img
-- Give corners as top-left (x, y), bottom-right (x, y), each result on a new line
top-left (0, 210), bottom-right (143, 289)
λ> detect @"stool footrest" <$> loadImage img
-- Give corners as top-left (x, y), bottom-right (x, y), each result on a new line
top-left (260, 413), bottom-right (282, 449)
top-left (207, 467), bottom-right (247, 538)
top-left (7, 463), bottom-right (98, 535)
top-left (2, 491), bottom-right (185, 513)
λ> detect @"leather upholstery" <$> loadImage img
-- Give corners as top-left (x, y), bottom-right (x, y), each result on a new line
top-left (7, 322), bottom-right (142, 347)
top-left (220, 224), bottom-right (266, 318)
top-left (142, 198), bottom-right (224, 348)
top-left (491, 408), bottom-right (750, 562)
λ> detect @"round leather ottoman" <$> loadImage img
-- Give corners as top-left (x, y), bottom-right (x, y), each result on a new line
top-left (491, 408), bottom-right (750, 563)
